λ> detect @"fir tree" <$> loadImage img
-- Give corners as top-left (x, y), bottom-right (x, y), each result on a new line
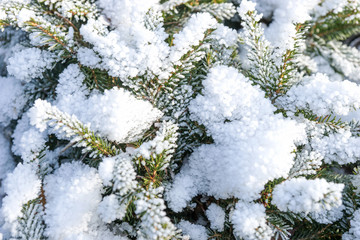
top-left (0, 0), bottom-right (360, 240)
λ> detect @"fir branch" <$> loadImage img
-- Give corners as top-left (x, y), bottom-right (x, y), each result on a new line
top-left (312, 37), bottom-right (360, 81)
top-left (297, 110), bottom-right (347, 131)
top-left (191, 2), bottom-right (236, 20)
top-left (162, 0), bottom-right (230, 35)
top-left (267, 214), bottom-right (292, 240)
top-left (17, 198), bottom-right (46, 240)
top-left (26, 20), bottom-right (74, 53)
top-left (48, 112), bottom-right (119, 158)
top-left (31, 100), bottom-right (120, 163)
top-left (14, 149), bottom-right (49, 240)
top-left (310, 5), bottom-right (360, 42)
top-left (134, 121), bottom-right (179, 188)
top-left (240, 8), bottom-right (278, 99)
top-left (274, 24), bottom-right (307, 99)
top-left (81, 66), bottom-right (123, 92)
top-left (156, 30), bottom-right (213, 101)
top-left (135, 186), bottom-right (180, 240)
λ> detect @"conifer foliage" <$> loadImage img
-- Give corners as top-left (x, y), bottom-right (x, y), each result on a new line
top-left (0, 0), bottom-right (360, 239)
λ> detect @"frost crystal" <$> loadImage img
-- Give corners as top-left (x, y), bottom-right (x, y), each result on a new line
top-left (135, 121), bottom-right (178, 169)
top-left (206, 203), bottom-right (225, 232)
top-left (309, 205), bottom-right (344, 224)
top-left (231, 201), bottom-right (272, 240)
top-left (112, 154), bottom-right (137, 195)
top-left (135, 187), bottom-right (177, 240)
top-left (278, 73), bottom-right (360, 116)
top-left (289, 147), bottom-right (323, 177)
top-left (0, 131), bottom-right (15, 195)
top-left (265, 0), bottom-right (319, 51)
top-left (97, 194), bottom-right (127, 223)
top-left (28, 88), bottom-right (163, 143)
top-left (2, 0), bottom-right (360, 239)
top-left (161, 0), bottom-right (189, 12)
top-left (177, 220), bottom-right (208, 240)
top-left (167, 66), bottom-right (305, 211)
top-left (97, 0), bottom-right (158, 29)
top-left (7, 47), bottom-right (55, 82)
top-left (343, 209), bottom-right (360, 240)
top-left (43, 161), bottom-right (103, 239)
top-left (1, 163), bottom-right (40, 235)
top-left (12, 115), bottom-right (47, 163)
top-left (311, 128), bottom-right (360, 165)
top-left (238, 0), bottom-right (256, 16)
top-left (170, 13), bottom-right (217, 64)
top-left (272, 177), bottom-right (344, 214)
top-left (55, 64), bottom-right (88, 114)
top-left (98, 157), bottom-right (116, 187)
top-left (313, 0), bottom-right (348, 17)
top-left (81, 88), bottom-right (163, 143)
top-left (0, 76), bottom-right (27, 125)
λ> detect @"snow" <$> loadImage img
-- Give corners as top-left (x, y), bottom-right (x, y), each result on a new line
top-left (177, 220), bottom-right (208, 240)
top-left (98, 157), bottom-right (116, 187)
top-left (43, 161), bottom-right (104, 239)
top-left (0, 76), bottom-right (27, 125)
top-left (343, 209), bottom-right (360, 240)
top-left (169, 13), bottom-right (217, 64)
top-left (1, 0), bottom-right (360, 239)
top-left (55, 64), bottom-right (88, 114)
top-left (79, 88), bottom-right (163, 143)
top-left (278, 73), bottom-right (360, 116)
top-left (167, 65), bottom-right (305, 211)
top-left (107, 154), bottom-right (137, 195)
top-left (253, 0), bottom-right (321, 53)
top-left (1, 163), bottom-right (41, 234)
top-left (231, 201), bottom-right (272, 240)
top-left (206, 203), bottom-right (225, 232)
top-left (28, 88), bottom-right (163, 143)
top-left (0, 131), bottom-right (15, 203)
top-left (12, 115), bottom-right (47, 162)
top-left (97, 194), bottom-right (127, 223)
top-left (7, 47), bottom-right (55, 82)
top-left (309, 205), bottom-right (344, 224)
top-left (272, 177), bottom-right (344, 214)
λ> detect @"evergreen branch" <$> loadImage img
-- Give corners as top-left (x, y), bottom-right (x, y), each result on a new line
top-left (25, 62), bottom-right (65, 102)
top-left (0, 2), bottom-right (73, 54)
top-left (25, 20), bottom-right (74, 53)
top-left (134, 121), bottom-right (179, 188)
top-left (48, 113), bottom-right (119, 158)
top-left (241, 8), bottom-right (279, 99)
top-left (316, 24), bottom-right (360, 42)
top-left (32, 100), bottom-right (120, 162)
top-left (267, 214), bottom-right (292, 240)
top-left (81, 66), bottom-right (122, 92)
top-left (291, 219), bottom-right (343, 240)
top-left (135, 186), bottom-right (179, 240)
top-left (162, 0), bottom-right (229, 35)
top-left (191, 2), bottom-right (236, 20)
top-left (289, 148), bottom-right (323, 178)
top-left (159, 38), bottom-right (215, 162)
top-left (17, 198), bottom-right (46, 240)
top-left (297, 110), bottom-right (347, 130)
top-left (161, 29), bottom-right (213, 93)
top-left (313, 35), bottom-right (360, 80)
top-left (53, 11), bottom-right (79, 32)
top-left (15, 150), bottom-right (49, 240)
top-left (349, 120), bottom-right (360, 136)
top-left (34, 0), bottom-right (98, 22)
top-left (275, 49), bottom-right (294, 96)
top-left (310, 5), bottom-right (360, 42)
top-left (131, 29), bottom-right (213, 110)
